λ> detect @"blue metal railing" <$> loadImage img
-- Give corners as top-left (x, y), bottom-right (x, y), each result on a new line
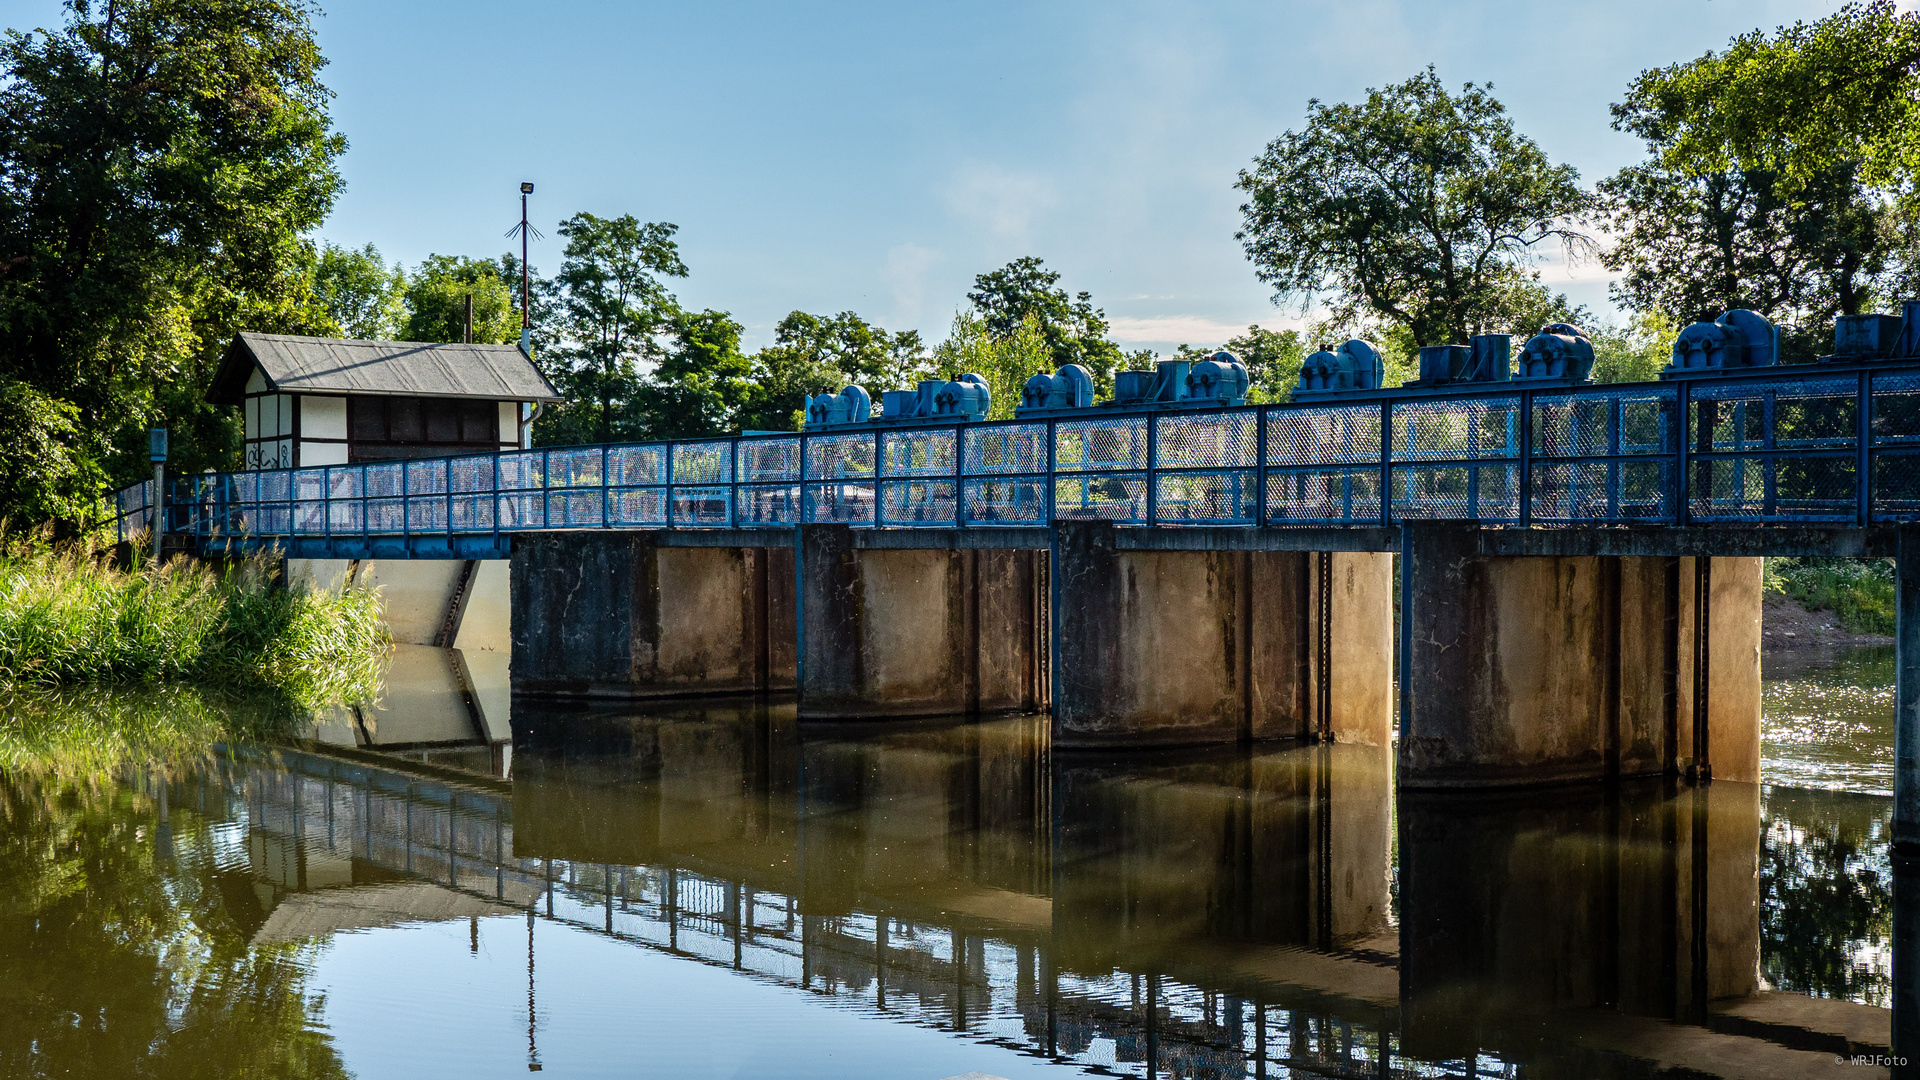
top-left (113, 360), bottom-right (1920, 556)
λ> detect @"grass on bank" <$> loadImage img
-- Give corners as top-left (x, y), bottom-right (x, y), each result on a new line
top-left (0, 541), bottom-right (390, 708)
top-left (1765, 557), bottom-right (1896, 636)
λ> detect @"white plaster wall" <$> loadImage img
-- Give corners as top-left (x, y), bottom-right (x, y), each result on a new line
top-left (451, 560), bottom-right (512, 653)
top-left (357, 560), bottom-right (465, 646)
top-left (286, 558), bottom-right (357, 593)
top-left (302, 395), bottom-right (347, 439)
top-left (299, 441), bottom-right (348, 466)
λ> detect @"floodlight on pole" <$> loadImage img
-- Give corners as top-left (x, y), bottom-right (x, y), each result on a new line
top-left (505, 182), bottom-right (543, 348)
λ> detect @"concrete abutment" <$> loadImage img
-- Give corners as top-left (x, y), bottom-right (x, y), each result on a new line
top-left (1399, 523), bottom-right (1761, 789)
top-left (1050, 520), bottom-right (1393, 749)
top-left (511, 531), bottom-right (795, 699)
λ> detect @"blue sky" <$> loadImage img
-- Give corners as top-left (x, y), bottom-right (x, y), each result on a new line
top-left (5, 0), bottom-right (1872, 350)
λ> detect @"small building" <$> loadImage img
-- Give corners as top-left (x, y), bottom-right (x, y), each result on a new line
top-left (209, 333), bottom-right (562, 469)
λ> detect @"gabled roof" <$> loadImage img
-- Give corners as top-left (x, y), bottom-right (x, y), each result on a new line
top-left (208, 333), bottom-right (562, 405)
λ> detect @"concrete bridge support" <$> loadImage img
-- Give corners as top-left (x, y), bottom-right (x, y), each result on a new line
top-left (1399, 523), bottom-right (1761, 788)
top-left (1050, 521), bottom-right (1393, 749)
top-left (795, 525), bottom-right (1047, 719)
top-left (510, 531), bottom-right (795, 699)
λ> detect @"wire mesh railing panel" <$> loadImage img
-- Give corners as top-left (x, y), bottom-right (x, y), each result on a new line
top-left (607, 445), bottom-right (664, 486)
top-left (1688, 454), bottom-right (1857, 522)
top-left (1157, 412), bottom-right (1258, 469)
top-left (804, 482), bottom-right (875, 524)
top-left (1055, 417), bottom-right (1147, 472)
top-left (451, 495), bottom-right (494, 531)
top-left (882, 428), bottom-right (956, 478)
top-left (406, 460), bottom-right (449, 496)
top-left (366, 496), bottom-right (404, 533)
top-left (1265, 468), bottom-right (1383, 524)
top-left (1391, 396), bottom-right (1521, 461)
top-left (609, 487), bottom-right (666, 526)
top-left (671, 486), bottom-right (731, 526)
top-left (879, 480), bottom-right (956, 526)
top-left (1155, 469), bottom-right (1258, 524)
top-left (406, 496), bottom-right (449, 532)
top-left (1691, 376), bottom-right (1859, 451)
top-left (1529, 460), bottom-right (1674, 523)
top-left (1264, 403), bottom-right (1382, 467)
top-left (443, 455), bottom-right (491, 493)
top-left (1874, 449), bottom-right (1920, 520)
top-left (545, 490), bottom-right (605, 528)
top-left (1390, 463), bottom-right (1521, 521)
top-left (498, 492), bottom-right (546, 528)
top-left (964, 422), bottom-right (1047, 475)
top-left (364, 463), bottom-right (403, 498)
top-left (807, 433), bottom-right (877, 479)
top-left (1532, 386), bottom-right (1677, 458)
top-left (547, 448), bottom-right (604, 487)
top-left (498, 450), bottom-right (546, 490)
top-left (1054, 472), bottom-right (1147, 523)
top-left (673, 442), bottom-right (733, 485)
top-left (737, 484), bottom-right (800, 526)
top-left (962, 478), bottom-right (1047, 525)
top-left (738, 437), bottom-right (800, 482)
top-left (1873, 372), bottom-right (1920, 445)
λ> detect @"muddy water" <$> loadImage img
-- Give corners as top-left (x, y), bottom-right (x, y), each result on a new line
top-left (0, 644), bottom-right (1902, 1079)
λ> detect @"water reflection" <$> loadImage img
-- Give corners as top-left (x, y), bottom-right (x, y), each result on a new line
top-left (0, 693), bottom-right (1904, 1078)
top-left (1764, 646), bottom-right (1896, 794)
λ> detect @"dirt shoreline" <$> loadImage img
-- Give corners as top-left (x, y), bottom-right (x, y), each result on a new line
top-left (1761, 591), bottom-right (1893, 677)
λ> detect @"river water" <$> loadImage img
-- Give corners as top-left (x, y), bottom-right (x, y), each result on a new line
top-left (0, 646), bottom-right (1900, 1078)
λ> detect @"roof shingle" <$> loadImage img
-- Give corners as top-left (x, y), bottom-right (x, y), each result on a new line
top-left (209, 333), bottom-right (561, 405)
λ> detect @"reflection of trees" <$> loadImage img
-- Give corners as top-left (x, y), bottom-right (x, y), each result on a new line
top-left (1759, 786), bottom-right (1891, 1005)
top-left (0, 772), bottom-right (349, 1078)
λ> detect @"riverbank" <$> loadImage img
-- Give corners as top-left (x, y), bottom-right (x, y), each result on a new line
top-left (0, 544), bottom-right (390, 707)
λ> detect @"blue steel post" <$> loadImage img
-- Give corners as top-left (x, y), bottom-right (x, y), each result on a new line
top-left (1255, 406), bottom-right (1268, 527)
top-left (953, 426), bottom-right (966, 528)
top-left (360, 464), bottom-right (370, 548)
top-left (1378, 400), bottom-right (1393, 527)
top-left (664, 444), bottom-right (675, 529)
top-left (445, 458), bottom-right (454, 551)
top-left (1676, 379), bottom-right (1692, 527)
top-left (726, 438), bottom-right (737, 530)
top-left (1045, 418), bottom-right (1057, 527)
top-left (1518, 388), bottom-right (1533, 527)
top-left (1146, 412), bottom-right (1159, 527)
top-left (402, 462), bottom-right (411, 554)
top-left (874, 430), bottom-right (886, 528)
top-left (323, 465), bottom-right (332, 552)
top-left (602, 446), bottom-right (612, 529)
top-left (490, 453), bottom-right (501, 553)
top-left (1860, 370), bottom-right (1874, 527)
top-left (542, 449), bottom-right (553, 530)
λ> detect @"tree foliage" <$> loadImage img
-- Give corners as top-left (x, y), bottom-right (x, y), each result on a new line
top-left (313, 242), bottom-right (404, 340)
top-left (966, 257), bottom-right (1123, 393)
top-left (1236, 68), bottom-right (1591, 349)
top-left (1600, 5), bottom-right (1920, 337)
top-left (545, 213), bottom-right (688, 444)
top-left (0, 0), bottom-right (343, 527)
top-left (734, 311), bottom-right (929, 432)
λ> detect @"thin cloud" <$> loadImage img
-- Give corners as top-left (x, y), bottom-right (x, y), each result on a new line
top-left (941, 162), bottom-right (1058, 245)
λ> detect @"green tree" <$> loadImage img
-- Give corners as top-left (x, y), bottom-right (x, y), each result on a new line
top-left (966, 257), bottom-right (1124, 393)
top-left (1588, 310), bottom-right (1677, 384)
top-left (1235, 68), bottom-right (1591, 350)
top-left (0, 380), bottom-right (108, 534)
top-left (0, 0), bottom-right (344, 525)
top-left (739, 310), bottom-right (930, 431)
top-left (630, 308), bottom-right (755, 440)
top-left (314, 242), bottom-right (404, 339)
top-left (931, 309), bottom-right (1051, 421)
top-left (1178, 326), bottom-right (1308, 403)
top-left (1626, 1), bottom-right (1920, 198)
top-left (547, 213), bottom-right (688, 444)
top-left (400, 254), bottom-right (520, 344)
top-left (1600, 6), bottom-right (1917, 335)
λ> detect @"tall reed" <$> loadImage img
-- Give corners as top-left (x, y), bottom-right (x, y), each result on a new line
top-left (0, 543), bottom-right (390, 707)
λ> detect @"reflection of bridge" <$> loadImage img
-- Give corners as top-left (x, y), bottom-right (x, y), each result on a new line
top-left (191, 703), bottom-right (1894, 1078)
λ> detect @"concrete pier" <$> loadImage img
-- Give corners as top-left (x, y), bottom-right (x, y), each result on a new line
top-left (1399, 523), bottom-right (1761, 788)
top-left (796, 524), bottom-right (1046, 719)
top-left (1051, 521), bottom-right (1392, 749)
top-left (511, 531), bottom-right (795, 699)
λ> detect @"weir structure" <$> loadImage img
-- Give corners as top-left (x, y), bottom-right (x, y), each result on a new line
top-left (128, 310), bottom-right (1920, 800)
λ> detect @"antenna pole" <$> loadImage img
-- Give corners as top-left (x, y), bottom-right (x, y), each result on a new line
top-left (520, 187), bottom-right (532, 329)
